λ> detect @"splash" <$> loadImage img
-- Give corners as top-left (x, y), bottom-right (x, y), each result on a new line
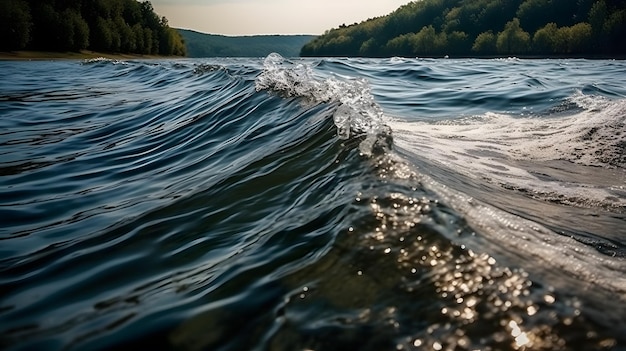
top-left (255, 53), bottom-right (388, 155)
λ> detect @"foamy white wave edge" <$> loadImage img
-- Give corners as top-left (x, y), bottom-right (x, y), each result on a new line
top-left (255, 53), bottom-right (386, 155)
top-left (389, 92), bottom-right (626, 211)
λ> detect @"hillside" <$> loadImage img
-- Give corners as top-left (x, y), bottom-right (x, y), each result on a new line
top-left (178, 29), bottom-right (315, 58)
top-left (300, 0), bottom-right (626, 57)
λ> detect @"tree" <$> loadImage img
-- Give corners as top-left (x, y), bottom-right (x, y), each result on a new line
top-left (588, 0), bottom-right (608, 36)
top-left (60, 8), bottom-right (90, 51)
top-left (603, 9), bottom-right (626, 54)
top-left (533, 22), bottom-right (558, 53)
top-left (566, 22), bottom-right (593, 53)
top-left (359, 38), bottom-right (378, 56)
top-left (116, 16), bottom-right (135, 52)
top-left (140, 1), bottom-right (160, 30)
top-left (0, 0), bottom-right (32, 50)
top-left (0, 0), bottom-right (185, 56)
top-left (517, 0), bottom-right (552, 33)
top-left (132, 23), bottom-right (146, 53)
top-left (143, 27), bottom-right (154, 54)
top-left (496, 18), bottom-right (530, 54)
top-left (447, 31), bottom-right (470, 54)
top-left (169, 29), bottom-right (186, 56)
top-left (472, 31), bottom-right (497, 54)
top-left (107, 18), bottom-right (121, 52)
top-left (30, 3), bottom-right (60, 50)
top-left (413, 26), bottom-right (440, 55)
top-left (91, 16), bottom-right (113, 51)
top-left (384, 33), bottom-right (414, 57)
top-left (123, 0), bottom-right (142, 25)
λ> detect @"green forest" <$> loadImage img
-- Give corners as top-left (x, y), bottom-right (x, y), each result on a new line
top-left (0, 0), bottom-right (186, 56)
top-left (301, 0), bottom-right (626, 57)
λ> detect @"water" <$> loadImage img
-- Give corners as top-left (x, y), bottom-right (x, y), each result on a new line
top-left (1, 55), bottom-right (625, 351)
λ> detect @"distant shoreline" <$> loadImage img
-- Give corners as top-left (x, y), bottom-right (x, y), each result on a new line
top-left (0, 50), bottom-right (178, 61)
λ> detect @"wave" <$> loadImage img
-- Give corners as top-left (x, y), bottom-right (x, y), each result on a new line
top-left (1, 55), bottom-right (624, 350)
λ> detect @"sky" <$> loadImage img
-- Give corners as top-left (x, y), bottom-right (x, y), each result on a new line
top-left (151, 0), bottom-right (410, 36)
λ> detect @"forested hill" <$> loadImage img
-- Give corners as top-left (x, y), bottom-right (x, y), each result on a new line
top-left (300, 0), bottom-right (626, 57)
top-left (0, 0), bottom-right (186, 56)
top-left (178, 29), bottom-right (315, 58)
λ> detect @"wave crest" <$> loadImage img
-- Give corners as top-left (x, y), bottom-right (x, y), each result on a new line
top-left (255, 53), bottom-right (388, 155)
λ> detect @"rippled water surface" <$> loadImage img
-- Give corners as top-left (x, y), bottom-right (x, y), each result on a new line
top-left (1, 56), bottom-right (625, 351)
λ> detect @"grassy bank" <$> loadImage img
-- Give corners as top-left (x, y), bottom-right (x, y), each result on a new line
top-left (0, 50), bottom-right (177, 61)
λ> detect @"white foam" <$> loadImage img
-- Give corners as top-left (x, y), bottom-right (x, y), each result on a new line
top-left (81, 57), bottom-right (127, 65)
top-left (511, 93), bottom-right (625, 166)
top-left (389, 93), bottom-right (626, 210)
top-left (255, 53), bottom-right (385, 155)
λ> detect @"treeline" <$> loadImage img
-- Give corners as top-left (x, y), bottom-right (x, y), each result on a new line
top-left (0, 0), bottom-right (186, 56)
top-left (300, 0), bottom-right (626, 57)
top-left (179, 29), bottom-right (315, 58)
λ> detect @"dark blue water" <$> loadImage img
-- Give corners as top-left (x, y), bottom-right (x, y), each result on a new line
top-left (1, 55), bottom-right (625, 351)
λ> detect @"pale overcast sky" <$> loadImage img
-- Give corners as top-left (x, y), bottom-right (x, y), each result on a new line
top-left (151, 0), bottom-right (410, 35)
